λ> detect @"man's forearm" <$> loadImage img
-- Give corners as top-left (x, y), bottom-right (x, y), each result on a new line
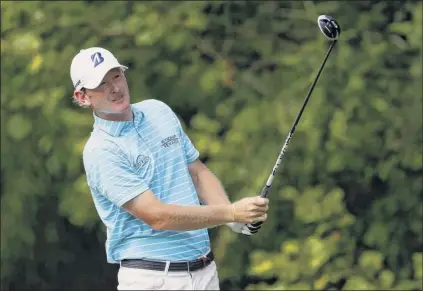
top-left (193, 166), bottom-right (232, 205)
top-left (154, 203), bottom-right (234, 231)
top-left (156, 167), bottom-right (235, 230)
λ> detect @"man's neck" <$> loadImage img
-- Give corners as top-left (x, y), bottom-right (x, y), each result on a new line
top-left (94, 108), bottom-right (133, 122)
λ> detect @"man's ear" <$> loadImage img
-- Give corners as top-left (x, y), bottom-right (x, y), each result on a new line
top-left (73, 90), bottom-right (91, 107)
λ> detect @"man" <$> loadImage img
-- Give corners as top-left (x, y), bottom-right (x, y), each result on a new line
top-left (70, 47), bottom-right (269, 290)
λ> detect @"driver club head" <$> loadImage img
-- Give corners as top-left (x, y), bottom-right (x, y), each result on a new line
top-left (318, 15), bottom-right (341, 40)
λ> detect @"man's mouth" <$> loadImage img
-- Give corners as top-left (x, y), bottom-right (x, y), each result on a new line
top-left (112, 95), bottom-right (124, 102)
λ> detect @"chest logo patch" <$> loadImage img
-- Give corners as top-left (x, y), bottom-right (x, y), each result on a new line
top-left (161, 134), bottom-right (179, 148)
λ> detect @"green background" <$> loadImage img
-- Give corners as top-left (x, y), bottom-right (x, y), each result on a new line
top-left (1, 1), bottom-right (422, 290)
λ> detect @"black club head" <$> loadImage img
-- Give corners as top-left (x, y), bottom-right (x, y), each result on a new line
top-left (318, 15), bottom-right (341, 40)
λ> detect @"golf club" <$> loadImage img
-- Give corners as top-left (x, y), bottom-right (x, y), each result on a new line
top-left (247, 15), bottom-right (341, 232)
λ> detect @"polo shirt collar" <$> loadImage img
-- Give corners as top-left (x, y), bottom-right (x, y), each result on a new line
top-left (93, 105), bottom-right (144, 137)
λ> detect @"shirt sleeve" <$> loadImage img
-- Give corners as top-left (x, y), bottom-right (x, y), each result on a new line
top-left (83, 147), bottom-right (149, 207)
top-left (173, 113), bottom-right (199, 164)
top-left (179, 127), bottom-right (200, 164)
top-left (154, 99), bottom-right (200, 164)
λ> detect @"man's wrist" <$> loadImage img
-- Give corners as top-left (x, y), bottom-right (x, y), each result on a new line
top-left (230, 204), bottom-right (236, 222)
top-left (222, 204), bottom-right (236, 223)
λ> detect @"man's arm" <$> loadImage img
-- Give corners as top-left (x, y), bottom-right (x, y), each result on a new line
top-left (122, 189), bottom-right (268, 231)
top-left (122, 190), bottom-right (234, 230)
top-left (188, 159), bottom-right (232, 206)
top-left (122, 159), bottom-right (268, 231)
top-left (188, 159), bottom-right (266, 235)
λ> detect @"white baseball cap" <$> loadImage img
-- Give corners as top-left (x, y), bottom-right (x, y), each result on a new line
top-left (70, 47), bottom-right (128, 91)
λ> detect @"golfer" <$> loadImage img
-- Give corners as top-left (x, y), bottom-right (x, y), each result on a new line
top-left (70, 47), bottom-right (269, 290)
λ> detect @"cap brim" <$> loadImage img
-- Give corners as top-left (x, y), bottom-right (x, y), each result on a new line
top-left (83, 64), bottom-right (128, 90)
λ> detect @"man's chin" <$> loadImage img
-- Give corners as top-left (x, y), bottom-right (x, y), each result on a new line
top-left (118, 100), bottom-right (131, 112)
top-left (112, 98), bottom-right (130, 111)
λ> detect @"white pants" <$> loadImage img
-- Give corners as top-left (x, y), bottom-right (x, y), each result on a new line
top-left (117, 261), bottom-right (220, 290)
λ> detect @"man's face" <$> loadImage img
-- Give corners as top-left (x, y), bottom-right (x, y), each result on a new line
top-left (78, 68), bottom-right (131, 117)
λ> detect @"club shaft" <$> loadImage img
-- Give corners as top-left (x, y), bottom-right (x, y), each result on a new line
top-left (260, 40), bottom-right (337, 198)
top-left (247, 41), bottom-right (337, 230)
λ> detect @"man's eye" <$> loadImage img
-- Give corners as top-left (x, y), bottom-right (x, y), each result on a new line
top-left (114, 75), bottom-right (120, 79)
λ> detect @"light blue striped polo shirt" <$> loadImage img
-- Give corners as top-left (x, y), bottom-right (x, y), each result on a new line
top-left (82, 99), bottom-right (211, 264)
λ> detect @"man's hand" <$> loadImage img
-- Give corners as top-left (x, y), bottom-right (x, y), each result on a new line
top-left (226, 196), bottom-right (268, 235)
top-left (231, 196), bottom-right (269, 224)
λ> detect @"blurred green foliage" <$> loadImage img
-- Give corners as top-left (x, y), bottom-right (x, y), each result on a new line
top-left (1, 1), bottom-right (422, 290)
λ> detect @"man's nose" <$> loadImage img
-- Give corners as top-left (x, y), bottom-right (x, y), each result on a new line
top-left (111, 83), bottom-right (120, 94)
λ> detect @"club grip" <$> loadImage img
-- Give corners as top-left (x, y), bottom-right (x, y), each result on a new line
top-left (250, 186), bottom-right (271, 229)
top-left (249, 221), bottom-right (263, 228)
